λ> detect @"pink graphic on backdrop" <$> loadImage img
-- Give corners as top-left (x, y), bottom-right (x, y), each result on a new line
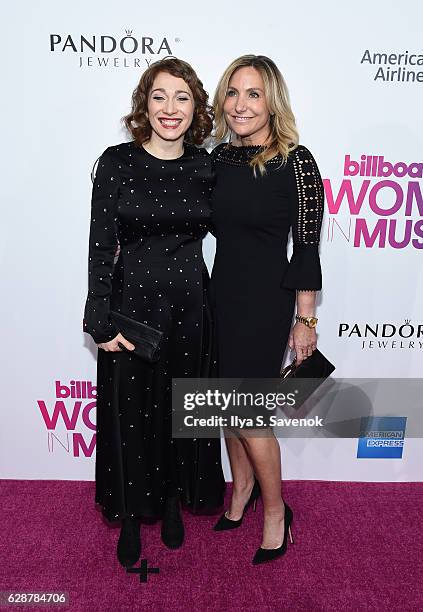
top-left (324, 154), bottom-right (423, 249)
top-left (37, 381), bottom-right (97, 458)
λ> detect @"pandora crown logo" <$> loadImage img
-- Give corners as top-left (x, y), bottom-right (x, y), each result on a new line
top-left (49, 29), bottom-right (178, 69)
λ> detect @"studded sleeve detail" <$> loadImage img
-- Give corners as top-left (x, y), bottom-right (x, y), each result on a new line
top-left (292, 147), bottom-right (324, 245)
top-left (282, 146), bottom-right (324, 291)
top-left (83, 148), bottom-right (120, 343)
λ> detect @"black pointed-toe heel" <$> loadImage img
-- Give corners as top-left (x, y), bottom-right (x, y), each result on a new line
top-left (117, 518), bottom-right (141, 567)
top-left (213, 478), bottom-right (261, 531)
top-left (161, 496), bottom-right (185, 549)
top-left (252, 502), bottom-right (294, 565)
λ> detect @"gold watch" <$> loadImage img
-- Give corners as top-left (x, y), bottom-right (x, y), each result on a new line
top-left (295, 315), bottom-right (318, 328)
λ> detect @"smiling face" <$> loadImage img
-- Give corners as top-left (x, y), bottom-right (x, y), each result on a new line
top-left (223, 66), bottom-right (271, 145)
top-left (147, 71), bottom-right (195, 144)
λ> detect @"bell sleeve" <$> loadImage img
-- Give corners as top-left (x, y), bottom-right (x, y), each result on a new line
top-left (83, 148), bottom-right (120, 343)
top-left (282, 145), bottom-right (324, 291)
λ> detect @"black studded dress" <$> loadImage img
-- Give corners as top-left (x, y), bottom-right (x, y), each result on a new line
top-left (83, 141), bottom-right (225, 522)
top-left (210, 144), bottom-right (324, 378)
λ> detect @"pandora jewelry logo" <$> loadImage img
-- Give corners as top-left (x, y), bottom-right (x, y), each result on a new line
top-left (338, 320), bottom-right (423, 350)
top-left (49, 29), bottom-right (178, 69)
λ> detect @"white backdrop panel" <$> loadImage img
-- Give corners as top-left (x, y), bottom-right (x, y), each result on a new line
top-left (1, 0), bottom-right (421, 481)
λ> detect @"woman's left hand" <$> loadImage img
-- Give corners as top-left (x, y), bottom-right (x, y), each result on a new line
top-left (288, 322), bottom-right (317, 366)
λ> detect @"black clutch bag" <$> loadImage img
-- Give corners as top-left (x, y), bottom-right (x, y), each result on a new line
top-left (279, 349), bottom-right (335, 409)
top-left (110, 310), bottom-right (163, 364)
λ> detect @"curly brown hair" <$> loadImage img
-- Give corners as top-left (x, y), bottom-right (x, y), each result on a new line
top-left (123, 57), bottom-right (213, 146)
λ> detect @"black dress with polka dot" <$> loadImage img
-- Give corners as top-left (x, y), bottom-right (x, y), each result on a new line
top-left (84, 141), bottom-right (225, 521)
top-left (211, 143), bottom-right (324, 378)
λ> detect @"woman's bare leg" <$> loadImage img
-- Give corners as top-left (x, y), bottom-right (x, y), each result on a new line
top-left (241, 431), bottom-right (285, 549)
top-left (223, 430), bottom-right (255, 520)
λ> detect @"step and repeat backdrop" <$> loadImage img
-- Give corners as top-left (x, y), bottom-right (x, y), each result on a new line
top-left (1, 0), bottom-right (422, 482)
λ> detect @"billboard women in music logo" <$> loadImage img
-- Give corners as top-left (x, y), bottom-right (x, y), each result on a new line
top-left (37, 380), bottom-right (96, 458)
top-left (324, 154), bottom-right (423, 249)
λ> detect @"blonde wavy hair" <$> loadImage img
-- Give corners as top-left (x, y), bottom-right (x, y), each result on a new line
top-left (213, 55), bottom-right (299, 174)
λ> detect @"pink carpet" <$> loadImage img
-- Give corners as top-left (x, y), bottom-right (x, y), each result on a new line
top-left (1, 480), bottom-right (422, 611)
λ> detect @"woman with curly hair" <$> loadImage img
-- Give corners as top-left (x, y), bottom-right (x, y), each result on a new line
top-left (83, 57), bottom-right (225, 567)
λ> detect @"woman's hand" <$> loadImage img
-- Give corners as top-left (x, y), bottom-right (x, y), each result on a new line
top-left (98, 333), bottom-right (135, 352)
top-left (288, 322), bottom-right (317, 366)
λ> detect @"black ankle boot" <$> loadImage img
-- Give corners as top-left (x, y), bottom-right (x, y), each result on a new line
top-left (117, 518), bottom-right (141, 567)
top-left (161, 496), bottom-right (184, 549)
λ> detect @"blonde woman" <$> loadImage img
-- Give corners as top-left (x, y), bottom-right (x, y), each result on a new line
top-left (210, 55), bottom-right (324, 564)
